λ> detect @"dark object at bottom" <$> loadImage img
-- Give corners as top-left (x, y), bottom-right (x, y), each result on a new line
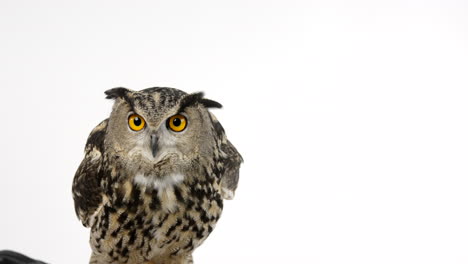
top-left (0, 250), bottom-right (47, 264)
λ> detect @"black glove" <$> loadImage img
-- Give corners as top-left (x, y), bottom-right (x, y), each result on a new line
top-left (0, 250), bottom-right (47, 264)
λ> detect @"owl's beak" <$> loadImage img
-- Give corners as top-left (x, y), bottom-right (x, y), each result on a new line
top-left (151, 134), bottom-right (158, 158)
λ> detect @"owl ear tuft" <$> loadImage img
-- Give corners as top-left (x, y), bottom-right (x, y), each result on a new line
top-left (200, 98), bottom-right (222, 108)
top-left (178, 92), bottom-right (203, 112)
top-left (105, 87), bottom-right (131, 99)
top-left (178, 92), bottom-right (223, 112)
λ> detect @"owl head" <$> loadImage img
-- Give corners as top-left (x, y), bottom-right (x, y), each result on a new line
top-left (101, 87), bottom-right (240, 190)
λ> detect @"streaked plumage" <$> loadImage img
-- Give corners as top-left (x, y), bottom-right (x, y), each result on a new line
top-left (72, 87), bottom-right (242, 264)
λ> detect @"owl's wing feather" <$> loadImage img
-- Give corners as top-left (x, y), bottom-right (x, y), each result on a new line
top-left (208, 112), bottom-right (243, 200)
top-left (219, 140), bottom-right (243, 200)
top-left (72, 119), bottom-right (108, 227)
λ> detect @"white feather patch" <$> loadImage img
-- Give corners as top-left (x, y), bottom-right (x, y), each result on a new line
top-left (133, 172), bottom-right (184, 190)
top-left (221, 187), bottom-right (235, 200)
top-left (88, 148), bottom-right (101, 162)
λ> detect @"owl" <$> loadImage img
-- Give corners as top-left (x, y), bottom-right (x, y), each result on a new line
top-left (72, 87), bottom-right (242, 264)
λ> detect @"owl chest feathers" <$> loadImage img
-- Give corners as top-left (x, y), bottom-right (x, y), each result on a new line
top-left (89, 168), bottom-right (223, 262)
top-left (133, 172), bottom-right (185, 213)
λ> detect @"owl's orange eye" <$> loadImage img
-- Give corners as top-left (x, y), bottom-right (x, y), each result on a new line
top-left (167, 114), bottom-right (187, 132)
top-left (128, 114), bottom-right (146, 131)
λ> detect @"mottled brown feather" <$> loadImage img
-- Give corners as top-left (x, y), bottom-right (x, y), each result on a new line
top-left (72, 119), bottom-right (108, 227)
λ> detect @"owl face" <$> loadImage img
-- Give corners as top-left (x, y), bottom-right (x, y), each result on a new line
top-left (103, 87), bottom-right (221, 177)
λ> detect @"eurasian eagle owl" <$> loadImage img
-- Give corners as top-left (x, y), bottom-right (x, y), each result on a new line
top-left (72, 87), bottom-right (242, 264)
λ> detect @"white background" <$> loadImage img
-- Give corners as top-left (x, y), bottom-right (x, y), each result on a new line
top-left (0, 0), bottom-right (467, 263)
